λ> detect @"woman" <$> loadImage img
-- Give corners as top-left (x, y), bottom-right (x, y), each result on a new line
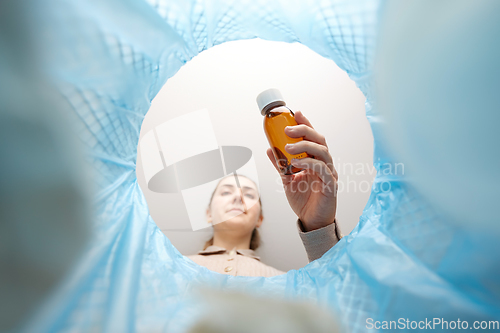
top-left (187, 111), bottom-right (343, 277)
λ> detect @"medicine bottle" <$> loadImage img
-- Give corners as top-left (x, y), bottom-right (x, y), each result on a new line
top-left (256, 88), bottom-right (309, 175)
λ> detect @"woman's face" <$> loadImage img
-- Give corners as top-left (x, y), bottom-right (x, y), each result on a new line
top-left (207, 176), bottom-right (262, 232)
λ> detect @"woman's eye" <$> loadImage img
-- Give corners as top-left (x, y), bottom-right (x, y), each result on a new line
top-left (221, 191), bottom-right (230, 195)
top-left (245, 194), bottom-right (255, 199)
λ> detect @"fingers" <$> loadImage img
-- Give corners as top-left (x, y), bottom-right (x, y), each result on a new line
top-left (293, 110), bottom-right (314, 129)
top-left (291, 157), bottom-right (338, 190)
top-left (285, 124), bottom-right (327, 147)
top-left (285, 140), bottom-right (337, 178)
top-left (285, 110), bottom-right (326, 147)
top-left (285, 111), bottom-right (337, 175)
top-left (285, 140), bottom-right (329, 163)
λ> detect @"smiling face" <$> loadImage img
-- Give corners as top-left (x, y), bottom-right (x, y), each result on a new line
top-left (207, 175), bottom-right (263, 234)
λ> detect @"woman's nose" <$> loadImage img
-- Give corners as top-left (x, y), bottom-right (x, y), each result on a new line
top-left (232, 190), bottom-right (248, 212)
top-left (233, 192), bottom-right (244, 203)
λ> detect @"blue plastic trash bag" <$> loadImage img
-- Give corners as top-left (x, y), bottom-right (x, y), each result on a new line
top-left (1, 0), bottom-right (498, 332)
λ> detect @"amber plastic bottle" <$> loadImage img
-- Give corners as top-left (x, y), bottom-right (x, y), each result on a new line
top-left (257, 88), bottom-right (309, 175)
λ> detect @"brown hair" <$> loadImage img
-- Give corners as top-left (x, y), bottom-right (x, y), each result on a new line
top-left (203, 175), bottom-right (263, 251)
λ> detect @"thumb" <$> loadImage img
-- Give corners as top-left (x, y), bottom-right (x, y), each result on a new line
top-left (266, 148), bottom-right (293, 185)
top-left (266, 148), bottom-right (280, 173)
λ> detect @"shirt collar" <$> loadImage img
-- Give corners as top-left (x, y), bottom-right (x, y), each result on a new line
top-left (198, 245), bottom-right (261, 261)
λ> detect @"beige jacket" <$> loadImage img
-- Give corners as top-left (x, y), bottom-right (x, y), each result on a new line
top-left (186, 219), bottom-right (343, 277)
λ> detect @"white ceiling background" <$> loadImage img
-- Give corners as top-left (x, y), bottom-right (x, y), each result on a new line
top-left (136, 38), bottom-right (374, 272)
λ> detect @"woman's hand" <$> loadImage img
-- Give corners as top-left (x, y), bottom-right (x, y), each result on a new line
top-left (266, 110), bottom-right (338, 232)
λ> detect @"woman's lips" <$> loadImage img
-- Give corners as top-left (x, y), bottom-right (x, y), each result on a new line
top-left (228, 208), bottom-right (245, 213)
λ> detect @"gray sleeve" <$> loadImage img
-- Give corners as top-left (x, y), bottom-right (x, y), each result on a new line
top-left (296, 218), bottom-right (343, 263)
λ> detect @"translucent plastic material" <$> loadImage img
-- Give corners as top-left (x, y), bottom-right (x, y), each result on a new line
top-left (3, 0), bottom-right (499, 332)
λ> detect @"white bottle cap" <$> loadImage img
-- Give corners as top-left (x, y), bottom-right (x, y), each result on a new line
top-left (256, 88), bottom-right (286, 115)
